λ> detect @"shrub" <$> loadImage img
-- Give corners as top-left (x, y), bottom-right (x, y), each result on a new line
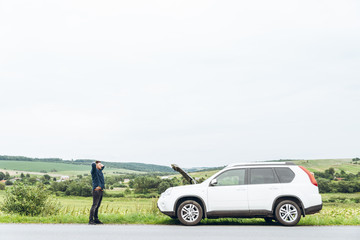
top-left (158, 181), bottom-right (171, 194)
top-left (317, 178), bottom-right (332, 193)
top-left (50, 179), bottom-right (92, 197)
top-left (64, 180), bottom-right (92, 197)
top-left (136, 193), bottom-right (159, 198)
top-left (131, 176), bottom-right (161, 194)
top-left (104, 192), bottom-right (125, 198)
top-left (0, 182), bottom-right (5, 190)
top-left (5, 180), bottom-right (13, 186)
top-left (1, 182), bottom-right (61, 216)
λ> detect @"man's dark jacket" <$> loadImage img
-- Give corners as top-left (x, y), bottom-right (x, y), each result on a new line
top-left (91, 163), bottom-right (105, 190)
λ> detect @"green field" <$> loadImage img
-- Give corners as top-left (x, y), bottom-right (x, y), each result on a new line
top-left (0, 160), bottom-right (141, 176)
top-left (1, 158), bottom-right (359, 178)
top-left (0, 191), bottom-right (358, 225)
top-left (195, 159), bottom-right (360, 179)
top-left (186, 159), bottom-right (360, 180)
top-left (292, 159), bottom-right (360, 174)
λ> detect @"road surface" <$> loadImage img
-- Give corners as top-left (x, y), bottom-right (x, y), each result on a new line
top-left (0, 224), bottom-right (359, 240)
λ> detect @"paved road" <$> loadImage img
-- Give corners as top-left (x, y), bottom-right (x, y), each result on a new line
top-left (0, 224), bottom-right (359, 240)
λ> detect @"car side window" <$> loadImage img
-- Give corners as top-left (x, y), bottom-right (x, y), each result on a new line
top-left (250, 168), bottom-right (278, 184)
top-left (274, 167), bottom-right (295, 183)
top-left (216, 169), bottom-right (246, 186)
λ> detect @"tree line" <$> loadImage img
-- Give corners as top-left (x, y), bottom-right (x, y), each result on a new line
top-left (315, 168), bottom-right (360, 193)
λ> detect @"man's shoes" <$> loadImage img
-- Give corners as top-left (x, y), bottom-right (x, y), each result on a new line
top-left (88, 220), bottom-right (96, 225)
top-left (94, 219), bottom-right (103, 224)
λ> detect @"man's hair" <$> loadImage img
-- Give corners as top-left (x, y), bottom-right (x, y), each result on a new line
top-left (95, 161), bottom-right (101, 164)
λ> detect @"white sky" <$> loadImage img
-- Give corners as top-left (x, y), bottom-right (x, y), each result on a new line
top-left (0, 0), bottom-right (359, 167)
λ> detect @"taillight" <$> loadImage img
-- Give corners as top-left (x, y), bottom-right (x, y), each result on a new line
top-left (299, 166), bottom-right (318, 186)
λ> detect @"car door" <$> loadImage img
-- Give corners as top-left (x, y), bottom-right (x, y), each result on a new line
top-left (207, 168), bottom-right (248, 212)
top-left (247, 168), bottom-right (283, 211)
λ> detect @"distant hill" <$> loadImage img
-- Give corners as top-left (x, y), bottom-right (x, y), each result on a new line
top-left (184, 158), bottom-right (360, 180)
top-left (1, 155), bottom-right (358, 177)
top-left (72, 159), bottom-right (174, 173)
top-left (185, 166), bottom-right (225, 173)
top-left (291, 158), bottom-right (360, 174)
top-left (0, 155), bottom-right (174, 174)
top-left (264, 158), bottom-right (360, 174)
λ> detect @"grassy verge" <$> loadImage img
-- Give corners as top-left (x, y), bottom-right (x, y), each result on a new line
top-left (0, 192), bottom-right (359, 225)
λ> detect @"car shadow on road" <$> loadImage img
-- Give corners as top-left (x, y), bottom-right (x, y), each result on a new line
top-left (159, 218), bottom-right (281, 226)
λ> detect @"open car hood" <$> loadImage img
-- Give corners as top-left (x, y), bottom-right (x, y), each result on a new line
top-left (171, 164), bottom-right (197, 184)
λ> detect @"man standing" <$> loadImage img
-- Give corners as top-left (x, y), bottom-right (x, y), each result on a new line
top-left (89, 160), bottom-right (105, 225)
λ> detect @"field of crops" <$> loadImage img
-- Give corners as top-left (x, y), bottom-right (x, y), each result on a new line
top-left (293, 159), bottom-right (360, 174)
top-left (0, 191), bottom-right (359, 225)
top-left (184, 159), bottom-right (360, 180)
top-left (0, 160), bottom-right (140, 176)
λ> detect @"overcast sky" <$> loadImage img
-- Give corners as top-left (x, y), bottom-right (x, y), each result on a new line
top-left (0, 0), bottom-right (359, 167)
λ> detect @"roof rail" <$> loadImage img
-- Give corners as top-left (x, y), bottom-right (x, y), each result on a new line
top-left (226, 162), bottom-right (295, 168)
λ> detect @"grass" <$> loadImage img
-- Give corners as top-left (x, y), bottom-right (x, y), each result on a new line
top-left (0, 160), bottom-right (141, 176)
top-left (1, 158), bottom-right (359, 178)
top-left (0, 191), bottom-right (359, 225)
top-left (321, 192), bottom-right (360, 203)
top-left (293, 159), bottom-right (360, 174)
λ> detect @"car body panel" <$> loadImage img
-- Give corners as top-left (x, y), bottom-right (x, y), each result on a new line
top-left (157, 162), bottom-right (322, 223)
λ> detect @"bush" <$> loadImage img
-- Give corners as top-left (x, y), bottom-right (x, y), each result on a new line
top-left (50, 178), bottom-right (92, 197)
top-left (136, 193), bottom-right (159, 198)
top-left (131, 176), bottom-right (161, 194)
top-left (0, 182), bottom-right (5, 190)
top-left (104, 192), bottom-right (125, 198)
top-left (5, 180), bottom-right (13, 186)
top-left (158, 181), bottom-right (171, 194)
top-left (317, 178), bottom-right (332, 193)
top-left (64, 180), bottom-right (92, 197)
top-left (1, 183), bottom-right (61, 216)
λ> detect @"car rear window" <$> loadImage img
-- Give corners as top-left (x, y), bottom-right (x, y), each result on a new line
top-left (250, 168), bottom-right (278, 184)
top-left (274, 167), bottom-right (295, 183)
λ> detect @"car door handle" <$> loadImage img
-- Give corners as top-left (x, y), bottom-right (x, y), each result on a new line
top-left (236, 188), bottom-right (246, 191)
top-left (269, 187), bottom-right (280, 190)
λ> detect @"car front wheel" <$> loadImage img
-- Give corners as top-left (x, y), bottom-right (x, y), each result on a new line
top-left (177, 200), bottom-right (203, 226)
top-left (275, 200), bottom-right (301, 226)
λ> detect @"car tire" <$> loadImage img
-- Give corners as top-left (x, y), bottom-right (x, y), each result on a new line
top-left (275, 200), bottom-right (301, 226)
top-left (177, 200), bottom-right (203, 226)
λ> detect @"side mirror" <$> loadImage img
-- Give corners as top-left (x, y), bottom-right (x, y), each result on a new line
top-left (210, 179), bottom-right (218, 186)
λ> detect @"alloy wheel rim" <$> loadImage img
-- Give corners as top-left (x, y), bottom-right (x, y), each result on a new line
top-left (279, 203), bottom-right (298, 222)
top-left (181, 204), bottom-right (199, 222)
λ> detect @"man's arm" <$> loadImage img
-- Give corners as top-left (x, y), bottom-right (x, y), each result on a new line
top-left (91, 162), bottom-right (96, 174)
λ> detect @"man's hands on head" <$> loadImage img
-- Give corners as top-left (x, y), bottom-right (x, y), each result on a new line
top-left (96, 162), bottom-right (104, 170)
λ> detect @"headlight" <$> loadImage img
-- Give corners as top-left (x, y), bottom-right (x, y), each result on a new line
top-left (162, 187), bottom-right (173, 197)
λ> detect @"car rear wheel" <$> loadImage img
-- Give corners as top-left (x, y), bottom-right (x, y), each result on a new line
top-left (177, 200), bottom-right (203, 226)
top-left (275, 200), bottom-right (301, 226)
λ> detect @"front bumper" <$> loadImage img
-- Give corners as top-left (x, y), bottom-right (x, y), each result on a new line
top-left (157, 198), bottom-right (176, 217)
top-left (305, 204), bottom-right (322, 215)
top-left (160, 211), bottom-right (176, 217)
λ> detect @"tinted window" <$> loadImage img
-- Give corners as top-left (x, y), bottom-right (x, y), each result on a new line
top-left (216, 169), bottom-right (246, 186)
top-left (250, 168), bottom-right (277, 184)
top-left (274, 167), bottom-right (295, 183)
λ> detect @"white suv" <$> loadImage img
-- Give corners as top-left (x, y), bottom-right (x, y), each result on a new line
top-left (157, 162), bottom-right (322, 226)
